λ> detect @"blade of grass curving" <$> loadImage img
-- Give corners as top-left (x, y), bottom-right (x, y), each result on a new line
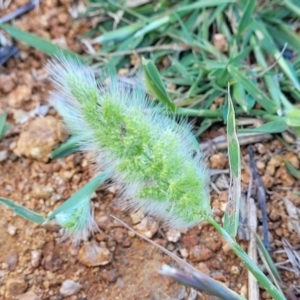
top-left (251, 37), bottom-right (281, 108)
top-left (229, 46), bottom-right (252, 65)
top-left (255, 233), bottom-right (283, 285)
top-left (0, 197), bottom-right (46, 224)
top-left (228, 65), bottom-right (278, 114)
top-left (142, 57), bottom-right (176, 112)
top-left (208, 216), bottom-right (286, 300)
top-left (134, 15), bottom-right (170, 38)
top-left (92, 23), bottom-right (143, 44)
top-left (251, 19), bottom-right (300, 91)
top-left (232, 82), bottom-right (248, 112)
top-left (223, 85), bottom-right (241, 237)
top-left (237, 0), bottom-right (256, 34)
top-left (177, 0), bottom-right (234, 13)
top-left (283, 0), bottom-right (300, 17)
top-left (266, 23), bottom-right (300, 52)
top-left (238, 119), bottom-right (288, 134)
top-left (0, 24), bottom-right (85, 61)
top-left (285, 160), bottom-right (300, 179)
top-left (51, 135), bottom-right (81, 159)
top-left (195, 119), bottom-right (218, 137)
top-left (46, 171), bottom-right (110, 222)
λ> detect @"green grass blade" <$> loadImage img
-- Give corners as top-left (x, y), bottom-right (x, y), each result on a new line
top-left (51, 135), bottom-right (81, 159)
top-left (177, 0), bottom-right (234, 13)
top-left (232, 82), bottom-right (247, 112)
top-left (283, 0), bottom-right (300, 17)
top-left (142, 57), bottom-right (176, 112)
top-left (46, 172), bottom-right (110, 221)
top-left (228, 65), bottom-right (278, 114)
top-left (223, 86), bottom-right (241, 237)
top-left (92, 23), bottom-right (143, 43)
top-left (285, 160), bottom-right (300, 179)
top-left (238, 119), bottom-right (288, 134)
top-left (134, 16), bottom-right (169, 37)
top-left (255, 233), bottom-right (283, 283)
top-left (0, 24), bottom-right (85, 61)
top-left (266, 23), bottom-right (300, 52)
top-left (0, 197), bottom-right (46, 224)
top-left (251, 36), bottom-right (281, 108)
top-left (0, 111), bottom-right (8, 140)
top-left (237, 0), bottom-right (256, 34)
top-left (252, 19), bottom-right (300, 91)
top-left (208, 217), bottom-right (286, 300)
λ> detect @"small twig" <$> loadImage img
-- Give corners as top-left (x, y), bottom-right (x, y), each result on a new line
top-left (248, 146), bottom-right (271, 250)
top-left (0, 0), bottom-right (40, 23)
top-left (248, 43), bottom-right (288, 80)
top-left (201, 133), bottom-right (272, 151)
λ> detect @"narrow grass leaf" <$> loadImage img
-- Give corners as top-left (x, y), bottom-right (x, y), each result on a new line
top-left (134, 16), bottom-right (169, 37)
top-left (92, 23), bottom-right (143, 44)
top-left (232, 82), bottom-right (248, 112)
top-left (0, 24), bottom-right (85, 61)
top-left (229, 46), bottom-right (252, 65)
top-left (0, 197), bottom-right (46, 224)
top-left (177, 0), bottom-right (234, 13)
top-left (252, 19), bottom-right (300, 90)
top-left (228, 65), bottom-right (277, 114)
top-left (0, 111), bottom-right (9, 140)
top-left (285, 160), bottom-right (300, 179)
top-left (51, 135), bottom-right (81, 159)
top-left (46, 172), bottom-right (109, 221)
top-left (237, 0), bottom-right (256, 34)
top-left (283, 0), bottom-right (300, 17)
top-left (252, 41), bottom-right (282, 107)
top-left (238, 119), bottom-right (287, 134)
top-left (255, 233), bottom-right (282, 283)
top-left (223, 86), bottom-right (241, 237)
top-left (142, 57), bottom-right (176, 112)
top-left (267, 23), bottom-right (300, 52)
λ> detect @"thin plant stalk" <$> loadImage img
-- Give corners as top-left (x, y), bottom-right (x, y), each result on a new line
top-left (207, 216), bottom-right (286, 300)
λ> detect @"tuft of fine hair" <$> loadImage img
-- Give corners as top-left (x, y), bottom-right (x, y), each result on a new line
top-left (55, 196), bottom-right (98, 246)
top-left (47, 57), bottom-right (211, 230)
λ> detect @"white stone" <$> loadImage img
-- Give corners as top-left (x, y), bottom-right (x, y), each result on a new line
top-left (59, 279), bottom-right (82, 297)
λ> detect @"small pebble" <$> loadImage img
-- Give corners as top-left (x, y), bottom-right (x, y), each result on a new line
top-left (189, 245), bottom-right (213, 262)
top-left (16, 291), bottom-right (40, 300)
top-left (7, 225), bottom-right (17, 236)
top-left (78, 242), bottom-right (112, 267)
top-left (0, 150), bottom-right (8, 162)
top-left (59, 279), bottom-right (82, 297)
top-left (5, 277), bottom-right (28, 297)
top-left (179, 248), bottom-right (189, 259)
top-left (130, 210), bottom-right (145, 225)
top-left (133, 217), bottom-right (158, 239)
top-left (166, 228), bottom-right (181, 243)
top-left (31, 250), bottom-right (42, 268)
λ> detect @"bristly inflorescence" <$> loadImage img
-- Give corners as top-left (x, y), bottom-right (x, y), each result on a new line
top-left (47, 57), bottom-right (210, 230)
top-left (55, 196), bottom-right (98, 246)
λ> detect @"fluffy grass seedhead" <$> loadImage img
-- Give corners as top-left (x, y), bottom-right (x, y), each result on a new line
top-left (48, 57), bottom-right (211, 229)
top-left (55, 196), bottom-right (98, 246)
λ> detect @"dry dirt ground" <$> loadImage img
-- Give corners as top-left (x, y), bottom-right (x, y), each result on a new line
top-left (0, 1), bottom-right (299, 300)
